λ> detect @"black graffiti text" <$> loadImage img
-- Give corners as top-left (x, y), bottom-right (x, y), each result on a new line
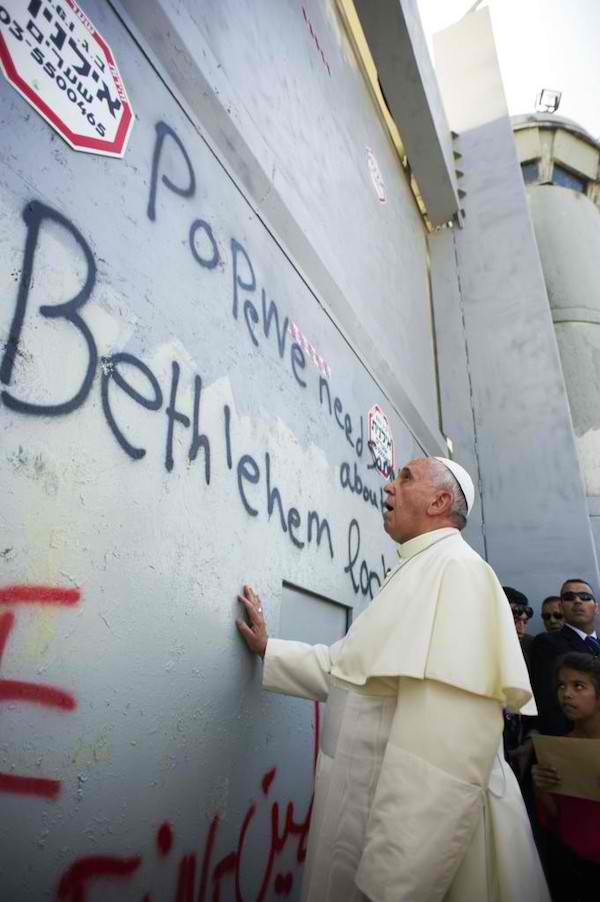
top-left (344, 518), bottom-right (389, 600)
top-left (339, 460), bottom-right (386, 513)
top-left (226, 407), bottom-right (334, 559)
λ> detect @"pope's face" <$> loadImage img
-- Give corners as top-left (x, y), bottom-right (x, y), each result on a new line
top-left (383, 459), bottom-right (437, 543)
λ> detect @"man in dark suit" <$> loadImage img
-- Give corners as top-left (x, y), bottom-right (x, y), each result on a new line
top-left (530, 578), bottom-right (600, 735)
top-left (539, 595), bottom-right (563, 633)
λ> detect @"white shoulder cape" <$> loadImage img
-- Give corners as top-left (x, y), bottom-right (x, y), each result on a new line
top-left (331, 530), bottom-right (535, 714)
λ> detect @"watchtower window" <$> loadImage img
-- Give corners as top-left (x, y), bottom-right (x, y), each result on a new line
top-left (552, 164), bottom-right (587, 193)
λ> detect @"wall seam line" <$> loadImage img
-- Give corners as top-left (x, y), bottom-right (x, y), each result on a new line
top-left (451, 231), bottom-right (488, 560)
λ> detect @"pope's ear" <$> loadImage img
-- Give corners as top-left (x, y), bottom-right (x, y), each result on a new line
top-left (429, 490), bottom-right (452, 516)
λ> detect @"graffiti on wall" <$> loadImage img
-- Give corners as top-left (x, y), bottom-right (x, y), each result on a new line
top-left (0, 115), bottom-right (397, 899)
top-left (55, 735), bottom-right (317, 901)
top-left (1, 120), bottom-right (393, 602)
top-left (0, 584), bottom-right (80, 799)
top-left (300, 5), bottom-right (332, 78)
top-left (0, 580), bottom-right (319, 900)
top-left (288, 321), bottom-right (331, 380)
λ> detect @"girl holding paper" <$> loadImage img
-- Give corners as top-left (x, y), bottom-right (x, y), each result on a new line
top-left (533, 652), bottom-right (600, 900)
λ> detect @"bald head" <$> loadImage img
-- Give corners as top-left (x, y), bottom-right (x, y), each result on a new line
top-left (382, 457), bottom-right (468, 544)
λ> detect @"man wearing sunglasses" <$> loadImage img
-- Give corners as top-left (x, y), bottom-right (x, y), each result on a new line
top-left (530, 579), bottom-right (600, 735)
top-left (540, 596), bottom-right (563, 633)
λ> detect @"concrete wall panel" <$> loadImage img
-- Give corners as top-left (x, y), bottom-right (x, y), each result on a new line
top-left (354, 0), bottom-right (460, 225)
top-left (428, 229), bottom-right (485, 557)
top-left (528, 186), bottom-right (600, 315)
top-left (434, 11), bottom-right (599, 612)
top-left (0, 2), bottom-right (429, 898)
top-left (528, 186), bottom-right (600, 505)
top-left (119, 0), bottom-right (444, 449)
top-left (554, 323), bottom-right (600, 445)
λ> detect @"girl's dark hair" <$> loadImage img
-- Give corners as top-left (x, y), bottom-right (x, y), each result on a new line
top-left (555, 652), bottom-right (600, 696)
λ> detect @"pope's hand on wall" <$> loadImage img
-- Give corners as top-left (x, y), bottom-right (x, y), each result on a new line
top-left (236, 584), bottom-right (268, 658)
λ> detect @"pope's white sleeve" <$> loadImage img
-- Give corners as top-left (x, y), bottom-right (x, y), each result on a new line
top-left (355, 677), bottom-right (502, 902)
top-left (262, 638), bottom-right (343, 702)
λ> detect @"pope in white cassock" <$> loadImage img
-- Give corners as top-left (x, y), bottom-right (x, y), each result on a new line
top-left (236, 456), bottom-right (550, 902)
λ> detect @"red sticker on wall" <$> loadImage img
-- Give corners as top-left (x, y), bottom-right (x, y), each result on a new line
top-left (0, 0), bottom-right (134, 157)
top-left (368, 404), bottom-right (395, 478)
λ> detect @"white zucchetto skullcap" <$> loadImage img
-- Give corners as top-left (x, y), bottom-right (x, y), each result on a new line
top-left (434, 457), bottom-right (475, 516)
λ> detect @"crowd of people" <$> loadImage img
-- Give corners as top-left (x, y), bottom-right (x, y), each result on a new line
top-left (503, 580), bottom-right (600, 901)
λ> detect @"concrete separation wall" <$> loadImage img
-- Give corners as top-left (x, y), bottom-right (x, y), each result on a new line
top-left (433, 9), bottom-right (599, 613)
top-left (0, 1), bottom-right (439, 898)
top-left (428, 229), bottom-right (486, 558)
top-left (118, 0), bottom-right (445, 453)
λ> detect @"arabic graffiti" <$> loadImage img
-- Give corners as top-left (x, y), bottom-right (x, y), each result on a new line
top-left (55, 702), bottom-right (320, 901)
top-left (1, 101), bottom-right (396, 902)
top-left (0, 581), bottom-right (319, 899)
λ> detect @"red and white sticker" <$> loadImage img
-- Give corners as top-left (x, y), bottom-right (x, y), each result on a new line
top-left (367, 147), bottom-right (386, 204)
top-left (368, 404), bottom-right (395, 479)
top-left (0, 0), bottom-right (134, 157)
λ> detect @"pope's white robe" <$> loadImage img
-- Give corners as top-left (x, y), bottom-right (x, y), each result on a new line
top-left (263, 528), bottom-right (550, 902)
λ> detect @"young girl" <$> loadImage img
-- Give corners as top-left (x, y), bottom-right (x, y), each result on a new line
top-left (532, 652), bottom-right (600, 901)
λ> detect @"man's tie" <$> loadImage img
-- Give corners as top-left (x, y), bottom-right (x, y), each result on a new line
top-left (584, 635), bottom-right (600, 655)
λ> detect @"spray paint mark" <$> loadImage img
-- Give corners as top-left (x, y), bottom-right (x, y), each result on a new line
top-left (0, 585), bottom-right (80, 799)
top-left (156, 822), bottom-right (174, 856)
top-left (56, 855), bottom-right (142, 901)
top-left (55, 702), bottom-right (321, 901)
top-left (0, 585), bottom-right (80, 605)
top-left (0, 772), bottom-right (61, 799)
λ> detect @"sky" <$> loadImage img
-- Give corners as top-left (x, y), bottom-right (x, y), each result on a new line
top-left (416, 0), bottom-right (600, 140)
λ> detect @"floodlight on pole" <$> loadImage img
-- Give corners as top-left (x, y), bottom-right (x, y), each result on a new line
top-left (535, 89), bottom-right (562, 114)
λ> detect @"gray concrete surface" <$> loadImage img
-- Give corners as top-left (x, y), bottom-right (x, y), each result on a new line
top-left (434, 10), bottom-right (599, 618)
top-left (354, 0), bottom-right (460, 225)
top-left (0, 1), bottom-right (431, 898)
top-left (117, 0), bottom-right (446, 453)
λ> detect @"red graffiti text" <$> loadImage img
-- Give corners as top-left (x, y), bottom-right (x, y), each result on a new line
top-left (0, 584), bottom-right (81, 799)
